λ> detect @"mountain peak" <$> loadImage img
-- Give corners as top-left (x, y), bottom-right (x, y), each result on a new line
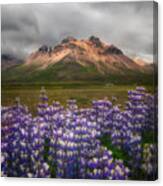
top-left (3, 36), bottom-right (153, 83)
top-left (89, 36), bottom-right (103, 48)
top-left (24, 36), bottom-right (150, 74)
top-left (61, 36), bottom-right (77, 44)
top-left (103, 45), bottom-right (123, 55)
top-left (36, 36), bottom-right (123, 56)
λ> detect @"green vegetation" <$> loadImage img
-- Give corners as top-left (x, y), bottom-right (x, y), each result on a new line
top-left (2, 61), bottom-right (103, 83)
top-left (100, 135), bottom-right (130, 163)
top-left (2, 60), bottom-right (155, 114)
top-left (142, 131), bottom-right (157, 144)
top-left (2, 84), bottom-right (154, 115)
top-left (2, 61), bottom-right (154, 85)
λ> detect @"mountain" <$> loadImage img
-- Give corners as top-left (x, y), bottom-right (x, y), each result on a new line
top-left (133, 56), bottom-right (154, 74)
top-left (1, 54), bottom-right (23, 70)
top-left (134, 57), bottom-right (149, 67)
top-left (2, 36), bottom-right (154, 84)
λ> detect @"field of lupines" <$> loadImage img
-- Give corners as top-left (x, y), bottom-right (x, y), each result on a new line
top-left (1, 86), bottom-right (158, 180)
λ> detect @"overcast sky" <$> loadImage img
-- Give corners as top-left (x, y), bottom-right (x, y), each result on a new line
top-left (1, 1), bottom-right (155, 61)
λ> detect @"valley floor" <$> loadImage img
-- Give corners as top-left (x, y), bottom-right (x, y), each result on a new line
top-left (2, 83), bottom-right (154, 115)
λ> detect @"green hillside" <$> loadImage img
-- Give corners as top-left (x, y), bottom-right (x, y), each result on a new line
top-left (2, 60), bottom-right (154, 85)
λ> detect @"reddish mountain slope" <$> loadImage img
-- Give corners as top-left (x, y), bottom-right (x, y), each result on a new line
top-left (25, 36), bottom-right (149, 75)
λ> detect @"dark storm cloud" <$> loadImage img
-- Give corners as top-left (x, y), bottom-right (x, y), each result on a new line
top-left (1, 2), bottom-right (154, 60)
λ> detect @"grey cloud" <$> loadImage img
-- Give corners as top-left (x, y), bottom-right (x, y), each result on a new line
top-left (1, 2), bottom-right (155, 61)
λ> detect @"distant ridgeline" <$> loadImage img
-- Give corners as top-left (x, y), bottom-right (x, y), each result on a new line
top-left (2, 36), bottom-right (155, 85)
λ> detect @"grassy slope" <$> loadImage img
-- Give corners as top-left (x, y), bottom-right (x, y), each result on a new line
top-left (2, 60), bottom-right (156, 113)
top-left (2, 61), bottom-right (154, 85)
top-left (2, 61), bottom-right (103, 82)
